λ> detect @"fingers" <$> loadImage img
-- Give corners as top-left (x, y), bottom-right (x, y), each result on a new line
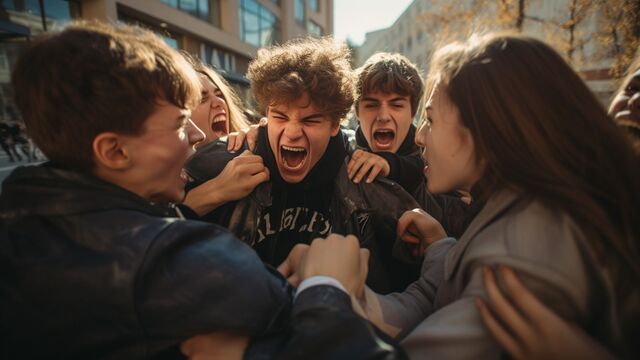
top-left (365, 164), bottom-right (383, 183)
top-left (347, 150), bottom-right (364, 178)
top-left (227, 132), bottom-right (245, 152)
top-left (482, 267), bottom-right (531, 345)
top-left (476, 298), bottom-right (525, 360)
top-left (397, 210), bottom-right (421, 244)
top-left (500, 266), bottom-right (551, 326)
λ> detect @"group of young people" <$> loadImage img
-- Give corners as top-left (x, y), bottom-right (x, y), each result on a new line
top-left (0, 20), bottom-right (638, 360)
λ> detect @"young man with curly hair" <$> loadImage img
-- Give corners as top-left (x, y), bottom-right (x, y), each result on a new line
top-left (186, 37), bottom-right (422, 294)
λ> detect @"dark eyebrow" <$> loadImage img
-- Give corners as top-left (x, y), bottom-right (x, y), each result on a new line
top-left (389, 97), bottom-right (409, 103)
top-left (271, 109), bottom-right (288, 117)
top-left (302, 113), bottom-right (324, 121)
top-left (361, 97), bottom-right (380, 103)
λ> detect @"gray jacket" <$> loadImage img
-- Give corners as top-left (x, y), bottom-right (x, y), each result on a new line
top-left (361, 188), bottom-right (639, 359)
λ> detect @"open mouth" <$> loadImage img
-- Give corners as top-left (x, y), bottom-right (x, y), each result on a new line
top-left (280, 145), bottom-right (308, 170)
top-left (211, 114), bottom-right (228, 138)
top-left (373, 129), bottom-right (395, 148)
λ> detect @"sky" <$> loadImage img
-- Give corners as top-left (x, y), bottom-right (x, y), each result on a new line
top-left (333, 0), bottom-right (414, 46)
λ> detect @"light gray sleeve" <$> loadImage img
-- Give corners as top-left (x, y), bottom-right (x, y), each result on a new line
top-left (359, 237), bottom-right (456, 339)
top-left (401, 258), bottom-right (587, 359)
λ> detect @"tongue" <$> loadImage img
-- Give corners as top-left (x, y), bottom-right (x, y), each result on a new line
top-left (283, 150), bottom-right (306, 167)
top-left (211, 121), bottom-right (228, 140)
top-left (374, 131), bottom-right (394, 145)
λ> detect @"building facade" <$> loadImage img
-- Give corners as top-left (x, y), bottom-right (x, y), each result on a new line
top-left (0, 0), bottom-right (333, 120)
top-left (357, 0), bottom-right (619, 104)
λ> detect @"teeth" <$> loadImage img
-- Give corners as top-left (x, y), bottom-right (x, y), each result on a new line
top-left (375, 129), bottom-right (393, 134)
top-left (212, 115), bottom-right (226, 123)
top-left (281, 145), bottom-right (306, 152)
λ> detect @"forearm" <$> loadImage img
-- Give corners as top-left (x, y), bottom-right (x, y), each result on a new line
top-left (182, 177), bottom-right (228, 216)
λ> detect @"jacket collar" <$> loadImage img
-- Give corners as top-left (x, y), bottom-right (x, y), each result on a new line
top-left (444, 188), bottom-right (523, 280)
top-left (0, 163), bottom-right (171, 219)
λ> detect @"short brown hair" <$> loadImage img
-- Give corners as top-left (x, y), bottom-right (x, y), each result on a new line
top-left (355, 52), bottom-right (423, 116)
top-left (182, 53), bottom-right (250, 132)
top-left (247, 37), bottom-right (354, 123)
top-left (12, 21), bottom-right (200, 172)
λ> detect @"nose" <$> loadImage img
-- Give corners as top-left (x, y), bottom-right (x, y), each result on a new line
top-left (283, 121), bottom-right (303, 141)
top-left (187, 119), bottom-right (206, 147)
top-left (210, 94), bottom-right (226, 111)
top-left (415, 120), bottom-right (428, 159)
top-left (376, 104), bottom-right (391, 122)
top-left (629, 92), bottom-right (640, 119)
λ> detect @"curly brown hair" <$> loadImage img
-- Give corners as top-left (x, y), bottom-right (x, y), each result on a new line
top-left (355, 52), bottom-right (424, 116)
top-left (247, 37), bottom-right (354, 123)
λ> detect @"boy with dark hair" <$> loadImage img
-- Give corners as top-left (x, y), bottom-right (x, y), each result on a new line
top-left (0, 22), bottom-right (397, 359)
top-left (351, 52), bottom-right (472, 239)
top-left (350, 52), bottom-right (425, 192)
top-left (186, 38), bottom-right (423, 294)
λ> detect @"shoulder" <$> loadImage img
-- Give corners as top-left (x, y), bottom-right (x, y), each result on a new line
top-left (185, 139), bottom-right (240, 185)
top-left (458, 196), bottom-right (592, 315)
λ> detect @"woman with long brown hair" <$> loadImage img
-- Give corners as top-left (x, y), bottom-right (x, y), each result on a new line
top-left (356, 32), bottom-right (639, 359)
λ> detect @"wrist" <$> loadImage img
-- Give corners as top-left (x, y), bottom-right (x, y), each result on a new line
top-left (183, 179), bottom-right (225, 216)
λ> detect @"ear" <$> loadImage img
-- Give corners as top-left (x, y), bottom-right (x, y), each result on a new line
top-left (330, 120), bottom-right (340, 137)
top-left (92, 132), bottom-right (132, 171)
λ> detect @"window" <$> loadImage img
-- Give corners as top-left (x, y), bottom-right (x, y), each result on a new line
top-left (307, 20), bottom-right (322, 37)
top-left (161, 0), bottom-right (209, 21)
top-left (295, 0), bottom-right (304, 25)
top-left (239, 0), bottom-right (280, 47)
top-left (0, 0), bottom-right (80, 32)
top-left (308, 0), bottom-right (319, 12)
top-left (201, 44), bottom-right (236, 73)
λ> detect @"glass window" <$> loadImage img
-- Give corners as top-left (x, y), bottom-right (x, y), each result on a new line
top-left (308, 0), bottom-right (319, 12)
top-left (239, 0), bottom-right (279, 47)
top-left (161, 0), bottom-right (209, 21)
top-left (307, 20), bottom-right (322, 37)
top-left (201, 43), bottom-right (236, 73)
top-left (43, 0), bottom-right (78, 30)
top-left (295, 0), bottom-right (304, 24)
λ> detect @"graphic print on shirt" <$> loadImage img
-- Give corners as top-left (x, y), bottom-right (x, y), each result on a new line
top-left (255, 206), bottom-right (332, 244)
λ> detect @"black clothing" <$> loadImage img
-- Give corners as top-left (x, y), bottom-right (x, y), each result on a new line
top-left (355, 125), bottom-right (424, 194)
top-left (252, 127), bottom-right (346, 265)
top-left (186, 128), bottom-right (424, 294)
top-left (0, 164), bottom-right (291, 359)
top-left (0, 163), bottom-right (405, 359)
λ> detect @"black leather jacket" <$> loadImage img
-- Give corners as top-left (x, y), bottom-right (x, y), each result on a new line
top-left (0, 164), bottom-right (405, 359)
top-left (0, 164), bottom-right (292, 359)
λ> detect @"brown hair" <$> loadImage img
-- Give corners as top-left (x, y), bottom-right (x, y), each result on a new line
top-left (247, 37), bottom-right (354, 123)
top-left (355, 52), bottom-right (424, 116)
top-left (12, 21), bottom-right (201, 172)
top-left (182, 53), bottom-right (249, 132)
top-left (426, 33), bottom-right (640, 295)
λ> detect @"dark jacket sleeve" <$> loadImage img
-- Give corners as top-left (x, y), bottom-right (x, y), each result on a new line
top-left (245, 285), bottom-right (406, 360)
top-left (136, 220), bottom-right (292, 344)
top-left (375, 151), bottom-right (424, 195)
